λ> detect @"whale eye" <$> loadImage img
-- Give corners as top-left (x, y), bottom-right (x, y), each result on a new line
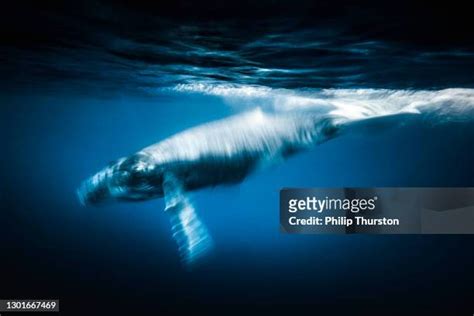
top-left (117, 153), bottom-right (155, 187)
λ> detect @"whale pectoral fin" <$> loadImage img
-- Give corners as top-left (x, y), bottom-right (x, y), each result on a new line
top-left (163, 173), bottom-right (213, 267)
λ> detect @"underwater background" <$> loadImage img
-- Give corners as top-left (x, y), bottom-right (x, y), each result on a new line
top-left (1, 0), bottom-right (474, 314)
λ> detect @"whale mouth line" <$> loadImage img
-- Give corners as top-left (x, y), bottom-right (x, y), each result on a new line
top-left (76, 188), bottom-right (86, 206)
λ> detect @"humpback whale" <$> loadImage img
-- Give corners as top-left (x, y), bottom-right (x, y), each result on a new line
top-left (77, 108), bottom-right (349, 266)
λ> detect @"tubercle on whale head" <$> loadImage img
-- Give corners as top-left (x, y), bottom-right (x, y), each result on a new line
top-left (77, 152), bottom-right (165, 206)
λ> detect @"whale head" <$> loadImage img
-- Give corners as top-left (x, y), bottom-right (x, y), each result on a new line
top-left (77, 153), bottom-right (164, 206)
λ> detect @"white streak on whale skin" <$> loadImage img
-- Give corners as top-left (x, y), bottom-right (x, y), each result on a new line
top-left (143, 108), bottom-right (340, 177)
top-left (174, 85), bottom-right (474, 123)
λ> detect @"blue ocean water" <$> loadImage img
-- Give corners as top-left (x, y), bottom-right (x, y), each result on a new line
top-left (2, 87), bottom-right (474, 312)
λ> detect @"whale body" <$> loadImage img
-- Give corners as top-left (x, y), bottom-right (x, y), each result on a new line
top-left (77, 109), bottom-right (346, 265)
